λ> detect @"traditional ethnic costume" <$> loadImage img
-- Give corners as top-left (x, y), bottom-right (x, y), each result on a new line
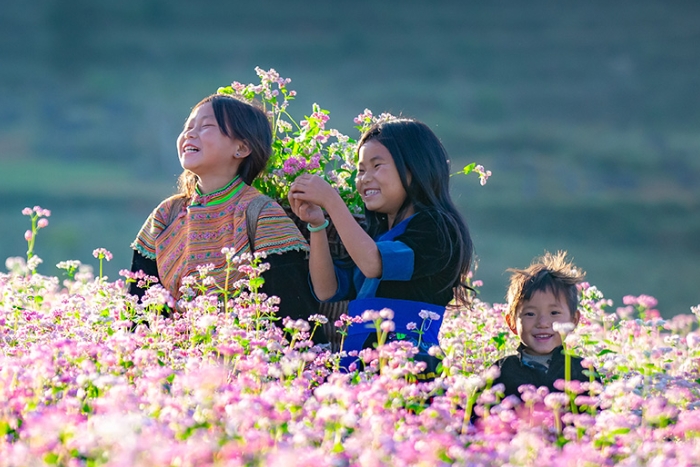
top-left (324, 210), bottom-right (461, 377)
top-left (130, 176), bottom-right (324, 336)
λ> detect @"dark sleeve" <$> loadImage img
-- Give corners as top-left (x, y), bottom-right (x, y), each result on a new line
top-left (383, 210), bottom-right (459, 281)
top-left (128, 250), bottom-right (160, 299)
top-left (261, 250), bottom-right (327, 344)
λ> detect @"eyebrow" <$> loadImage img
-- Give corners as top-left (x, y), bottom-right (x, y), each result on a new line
top-left (360, 154), bottom-right (387, 165)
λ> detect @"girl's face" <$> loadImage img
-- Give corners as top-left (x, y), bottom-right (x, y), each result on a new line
top-left (356, 140), bottom-right (411, 226)
top-left (177, 102), bottom-right (245, 188)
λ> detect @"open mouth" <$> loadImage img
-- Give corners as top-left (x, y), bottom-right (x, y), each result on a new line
top-left (363, 189), bottom-right (380, 197)
top-left (533, 333), bottom-right (553, 340)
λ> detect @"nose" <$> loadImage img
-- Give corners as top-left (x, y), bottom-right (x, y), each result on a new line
top-left (357, 170), bottom-right (372, 184)
top-left (535, 314), bottom-right (550, 327)
top-left (182, 127), bottom-right (197, 139)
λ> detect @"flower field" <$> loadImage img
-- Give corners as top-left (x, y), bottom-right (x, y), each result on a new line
top-left (2, 208), bottom-right (700, 466)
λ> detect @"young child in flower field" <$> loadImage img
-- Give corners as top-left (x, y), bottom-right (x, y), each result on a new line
top-left (288, 118), bottom-right (473, 375)
top-left (129, 92), bottom-right (324, 338)
top-left (492, 250), bottom-right (596, 400)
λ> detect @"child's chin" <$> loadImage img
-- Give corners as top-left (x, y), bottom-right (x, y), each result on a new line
top-left (527, 342), bottom-right (560, 355)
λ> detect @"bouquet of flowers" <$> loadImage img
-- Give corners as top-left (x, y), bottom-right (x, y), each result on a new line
top-left (217, 67), bottom-right (490, 214)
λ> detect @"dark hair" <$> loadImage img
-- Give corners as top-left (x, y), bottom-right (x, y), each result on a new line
top-left (358, 118), bottom-right (473, 306)
top-left (178, 94), bottom-right (272, 197)
top-left (506, 250), bottom-right (586, 322)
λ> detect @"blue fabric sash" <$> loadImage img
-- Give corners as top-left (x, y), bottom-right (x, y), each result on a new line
top-left (339, 214), bottom-right (447, 372)
top-left (343, 297), bottom-right (445, 354)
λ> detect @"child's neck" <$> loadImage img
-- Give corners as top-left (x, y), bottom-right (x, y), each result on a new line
top-left (197, 172), bottom-right (240, 195)
top-left (388, 204), bottom-right (415, 228)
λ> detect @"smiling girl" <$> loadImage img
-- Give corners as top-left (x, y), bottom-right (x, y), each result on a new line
top-left (288, 118), bottom-right (473, 372)
top-left (129, 94), bottom-right (324, 338)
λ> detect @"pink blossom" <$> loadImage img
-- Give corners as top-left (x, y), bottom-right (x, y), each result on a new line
top-left (92, 248), bottom-right (113, 261)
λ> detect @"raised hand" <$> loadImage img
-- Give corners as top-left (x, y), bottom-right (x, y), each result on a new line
top-left (288, 196), bottom-right (325, 226)
top-left (289, 174), bottom-right (341, 211)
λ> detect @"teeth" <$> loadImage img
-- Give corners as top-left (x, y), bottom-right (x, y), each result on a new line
top-left (184, 147), bottom-right (199, 152)
top-left (365, 189), bottom-right (379, 196)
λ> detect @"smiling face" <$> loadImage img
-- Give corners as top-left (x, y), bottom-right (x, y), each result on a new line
top-left (177, 101), bottom-right (248, 192)
top-left (508, 289), bottom-right (580, 356)
top-left (356, 140), bottom-right (412, 226)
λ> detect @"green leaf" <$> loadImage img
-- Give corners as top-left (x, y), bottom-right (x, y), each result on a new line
top-left (332, 442), bottom-right (345, 453)
top-left (462, 162), bottom-right (476, 174)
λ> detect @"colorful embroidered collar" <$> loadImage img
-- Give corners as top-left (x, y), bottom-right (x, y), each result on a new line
top-left (191, 176), bottom-right (244, 207)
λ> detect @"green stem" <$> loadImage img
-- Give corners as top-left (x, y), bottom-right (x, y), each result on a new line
top-left (223, 262), bottom-right (231, 314)
top-left (563, 344), bottom-right (578, 414)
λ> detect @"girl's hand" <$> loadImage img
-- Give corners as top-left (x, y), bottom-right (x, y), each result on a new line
top-left (288, 182), bottom-right (325, 226)
top-left (289, 198), bottom-right (325, 226)
top-left (289, 174), bottom-right (339, 209)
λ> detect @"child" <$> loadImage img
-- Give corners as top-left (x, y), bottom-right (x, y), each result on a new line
top-left (129, 93), bottom-right (324, 339)
top-left (288, 118), bottom-right (473, 373)
top-left (492, 251), bottom-right (593, 399)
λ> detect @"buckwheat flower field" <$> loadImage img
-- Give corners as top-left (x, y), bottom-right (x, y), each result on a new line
top-left (1, 208), bottom-right (699, 466)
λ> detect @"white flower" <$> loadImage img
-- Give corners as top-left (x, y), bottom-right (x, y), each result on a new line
top-left (196, 315), bottom-right (218, 330)
top-left (552, 321), bottom-right (576, 336)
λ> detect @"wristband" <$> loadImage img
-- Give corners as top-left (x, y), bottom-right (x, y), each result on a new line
top-left (307, 219), bottom-right (330, 232)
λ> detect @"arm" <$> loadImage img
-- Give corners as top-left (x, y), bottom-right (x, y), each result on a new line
top-left (289, 174), bottom-right (382, 279)
top-left (287, 187), bottom-right (338, 301)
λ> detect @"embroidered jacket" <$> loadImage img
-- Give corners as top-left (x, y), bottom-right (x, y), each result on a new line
top-left (131, 176), bottom-right (308, 300)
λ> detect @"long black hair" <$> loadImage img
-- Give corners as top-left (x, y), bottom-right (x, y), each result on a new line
top-left (358, 118), bottom-right (473, 306)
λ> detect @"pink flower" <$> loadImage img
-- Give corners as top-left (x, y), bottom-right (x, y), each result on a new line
top-left (92, 248), bottom-right (113, 261)
top-left (37, 218), bottom-right (49, 229)
top-left (24, 230), bottom-right (33, 241)
top-left (32, 205), bottom-right (51, 216)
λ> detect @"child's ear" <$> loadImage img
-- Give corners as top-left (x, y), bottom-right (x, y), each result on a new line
top-left (505, 314), bottom-right (518, 335)
top-left (572, 309), bottom-right (581, 326)
top-left (235, 140), bottom-right (251, 159)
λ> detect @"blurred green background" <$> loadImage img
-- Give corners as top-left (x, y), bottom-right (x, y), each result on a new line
top-left (2, 0), bottom-right (699, 316)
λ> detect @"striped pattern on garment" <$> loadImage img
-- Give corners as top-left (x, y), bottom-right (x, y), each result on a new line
top-left (131, 177), bottom-right (308, 300)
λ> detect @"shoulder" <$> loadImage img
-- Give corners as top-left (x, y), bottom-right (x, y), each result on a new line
top-left (408, 209), bottom-right (440, 225)
top-left (407, 209), bottom-right (458, 233)
top-left (131, 193), bottom-right (187, 259)
top-left (397, 209), bottom-right (458, 247)
top-left (494, 353), bottom-right (521, 368)
top-left (152, 194), bottom-right (188, 224)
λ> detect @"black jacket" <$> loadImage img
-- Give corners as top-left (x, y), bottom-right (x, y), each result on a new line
top-left (492, 344), bottom-right (595, 400)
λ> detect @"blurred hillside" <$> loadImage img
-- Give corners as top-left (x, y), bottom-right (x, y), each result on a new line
top-left (1, 0), bottom-right (699, 315)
